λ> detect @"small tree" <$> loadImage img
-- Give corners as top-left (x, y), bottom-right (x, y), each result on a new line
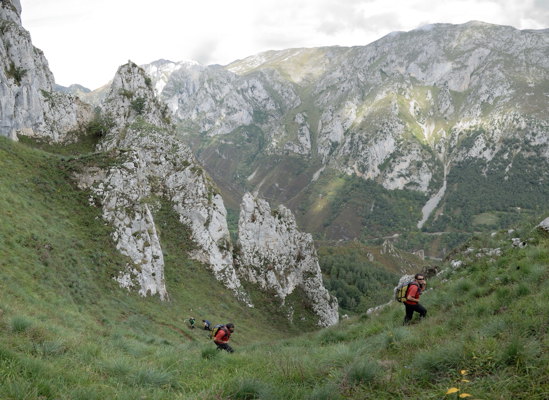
top-left (86, 109), bottom-right (115, 137)
top-left (130, 97), bottom-right (146, 115)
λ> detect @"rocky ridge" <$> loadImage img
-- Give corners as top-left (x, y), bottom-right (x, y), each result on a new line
top-left (143, 22), bottom-right (549, 235)
top-left (1, 0), bottom-right (340, 324)
top-left (75, 62), bottom-right (248, 302)
top-left (76, 63), bottom-right (338, 324)
top-left (72, 63), bottom-right (338, 325)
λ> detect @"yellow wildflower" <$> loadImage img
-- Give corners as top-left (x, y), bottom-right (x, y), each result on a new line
top-left (461, 379), bottom-right (471, 383)
top-left (459, 394), bottom-right (472, 398)
top-left (446, 388), bottom-right (460, 394)
top-left (460, 369), bottom-right (468, 375)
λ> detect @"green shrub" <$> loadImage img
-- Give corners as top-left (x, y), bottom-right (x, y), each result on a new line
top-left (5, 62), bottom-right (27, 85)
top-left (85, 112), bottom-right (115, 138)
top-left (130, 97), bottom-right (146, 115)
top-left (118, 89), bottom-right (134, 99)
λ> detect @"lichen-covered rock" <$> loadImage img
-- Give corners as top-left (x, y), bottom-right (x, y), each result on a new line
top-left (236, 192), bottom-right (338, 326)
top-left (0, 0), bottom-right (92, 141)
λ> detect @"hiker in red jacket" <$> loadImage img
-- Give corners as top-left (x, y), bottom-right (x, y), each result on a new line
top-left (404, 274), bottom-right (427, 325)
top-left (214, 323), bottom-right (235, 353)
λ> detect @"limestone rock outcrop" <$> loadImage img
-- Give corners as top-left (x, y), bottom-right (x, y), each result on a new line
top-left (538, 217), bottom-right (549, 234)
top-left (76, 62), bottom-right (248, 302)
top-left (236, 192), bottom-right (339, 326)
top-left (0, 0), bottom-right (92, 141)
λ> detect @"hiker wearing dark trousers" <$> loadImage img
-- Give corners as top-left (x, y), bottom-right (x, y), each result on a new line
top-left (214, 323), bottom-right (235, 353)
top-left (404, 274), bottom-right (427, 325)
top-left (202, 319), bottom-right (211, 330)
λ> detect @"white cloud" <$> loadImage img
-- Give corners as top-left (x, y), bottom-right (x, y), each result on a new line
top-left (19, 0), bottom-right (548, 89)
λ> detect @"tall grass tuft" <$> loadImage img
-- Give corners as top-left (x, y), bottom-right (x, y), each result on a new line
top-left (305, 382), bottom-right (342, 400)
top-left (479, 315), bottom-right (508, 338)
top-left (318, 328), bottom-right (347, 345)
top-left (497, 337), bottom-right (542, 372)
top-left (130, 367), bottom-right (176, 388)
top-left (411, 341), bottom-right (466, 382)
top-left (32, 339), bottom-right (67, 357)
top-left (1, 378), bottom-right (39, 400)
top-left (224, 377), bottom-right (274, 400)
top-left (100, 358), bottom-right (132, 379)
top-left (11, 316), bottom-right (33, 333)
top-left (382, 327), bottom-right (411, 351)
top-left (346, 357), bottom-right (382, 385)
top-left (201, 346), bottom-right (219, 360)
top-left (68, 386), bottom-right (103, 400)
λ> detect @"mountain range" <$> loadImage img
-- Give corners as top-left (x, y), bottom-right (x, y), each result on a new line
top-left (2, 1), bottom-right (549, 397)
top-left (132, 21), bottom-right (548, 258)
top-left (2, 0), bottom-right (548, 316)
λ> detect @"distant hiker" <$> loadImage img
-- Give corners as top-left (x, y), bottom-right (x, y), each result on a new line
top-left (213, 323), bottom-right (235, 353)
top-left (188, 317), bottom-right (196, 329)
top-left (202, 319), bottom-right (211, 330)
top-left (403, 274), bottom-right (427, 325)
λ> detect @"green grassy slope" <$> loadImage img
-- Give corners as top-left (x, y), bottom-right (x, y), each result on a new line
top-left (1, 136), bottom-right (548, 399)
top-left (0, 137), bottom-right (316, 399)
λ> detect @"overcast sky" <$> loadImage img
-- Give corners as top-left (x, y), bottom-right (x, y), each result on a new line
top-left (19, 0), bottom-right (548, 90)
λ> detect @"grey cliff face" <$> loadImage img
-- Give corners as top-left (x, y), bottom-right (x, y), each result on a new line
top-left (77, 62), bottom-right (248, 302)
top-left (236, 193), bottom-right (339, 326)
top-left (0, 0), bottom-right (92, 141)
